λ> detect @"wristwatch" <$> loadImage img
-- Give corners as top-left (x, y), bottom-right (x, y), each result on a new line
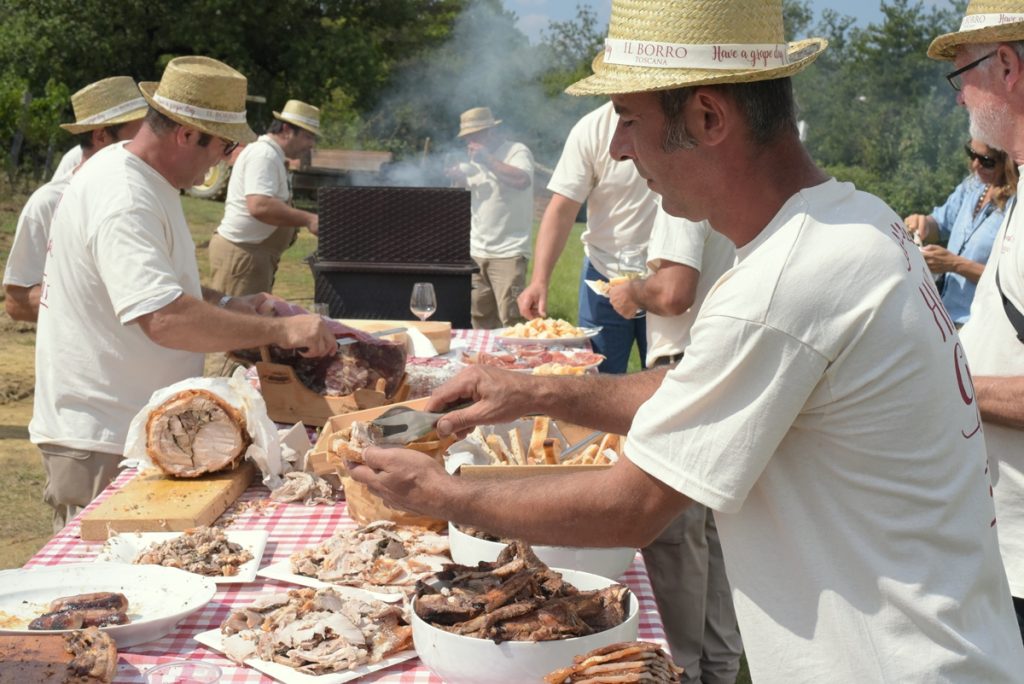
top-left (217, 294), bottom-right (233, 309)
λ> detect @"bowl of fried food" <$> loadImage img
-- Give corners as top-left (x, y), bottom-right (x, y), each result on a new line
top-left (448, 523), bottom-right (636, 580)
top-left (412, 542), bottom-right (638, 684)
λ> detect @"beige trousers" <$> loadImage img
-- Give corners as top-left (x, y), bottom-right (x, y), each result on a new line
top-left (39, 444), bottom-right (123, 532)
top-left (642, 504), bottom-right (743, 684)
top-left (470, 255), bottom-right (527, 329)
top-left (208, 226), bottom-right (298, 297)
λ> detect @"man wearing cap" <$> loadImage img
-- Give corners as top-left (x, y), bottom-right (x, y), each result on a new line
top-left (929, 0), bottom-right (1024, 640)
top-left (31, 57), bottom-right (335, 530)
top-left (349, 1), bottom-right (1024, 680)
top-left (448, 107), bottom-right (534, 329)
top-left (518, 102), bottom-right (655, 373)
top-left (209, 99), bottom-right (320, 297)
top-left (3, 76), bottom-right (147, 322)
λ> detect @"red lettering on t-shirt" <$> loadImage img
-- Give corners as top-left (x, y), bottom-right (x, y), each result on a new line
top-left (953, 342), bottom-right (982, 439)
top-left (889, 222), bottom-right (912, 271)
top-left (919, 278), bottom-right (955, 342)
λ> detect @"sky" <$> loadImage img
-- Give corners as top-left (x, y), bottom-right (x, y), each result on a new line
top-left (506, 1), bottom-right (918, 43)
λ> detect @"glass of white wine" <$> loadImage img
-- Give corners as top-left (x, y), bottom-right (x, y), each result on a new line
top-left (410, 282), bottom-right (437, 321)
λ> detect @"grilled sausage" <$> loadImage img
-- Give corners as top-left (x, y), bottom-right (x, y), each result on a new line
top-left (47, 592), bottom-right (128, 614)
top-left (79, 609), bottom-right (129, 627)
top-left (28, 610), bottom-right (85, 630)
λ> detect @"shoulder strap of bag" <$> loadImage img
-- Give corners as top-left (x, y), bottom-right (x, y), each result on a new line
top-left (996, 265), bottom-right (1024, 344)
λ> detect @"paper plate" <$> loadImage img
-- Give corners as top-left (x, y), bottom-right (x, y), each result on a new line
top-left (495, 327), bottom-right (600, 348)
top-left (585, 279), bottom-right (611, 297)
top-left (0, 562), bottom-right (216, 647)
top-left (195, 628), bottom-right (416, 684)
top-left (96, 530), bottom-right (268, 584)
top-left (256, 560), bottom-right (405, 603)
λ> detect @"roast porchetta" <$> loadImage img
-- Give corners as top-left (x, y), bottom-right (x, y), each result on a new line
top-left (145, 389), bottom-right (249, 478)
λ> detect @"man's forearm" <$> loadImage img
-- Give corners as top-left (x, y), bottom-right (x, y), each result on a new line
top-left (530, 196), bottom-right (581, 286)
top-left (486, 160), bottom-right (531, 189)
top-left (533, 367), bottom-right (667, 434)
top-left (248, 195), bottom-right (315, 229)
top-left (138, 294), bottom-right (285, 352)
top-left (3, 284), bottom-right (40, 322)
top-left (974, 376), bottom-right (1024, 429)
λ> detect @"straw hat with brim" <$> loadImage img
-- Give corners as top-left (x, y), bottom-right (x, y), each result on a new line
top-left (139, 56), bottom-right (256, 144)
top-left (273, 99), bottom-right (321, 136)
top-left (60, 76), bottom-right (148, 134)
top-left (566, 0), bottom-right (828, 96)
top-left (928, 1), bottom-right (1024, 61)
top-left (458, 107), bottom-right (502, 138)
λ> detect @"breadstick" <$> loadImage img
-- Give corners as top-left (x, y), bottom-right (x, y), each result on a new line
top-left (528, 416), bottom-right (550, 464)
top-left (508, 428), bottom-right (526, 465)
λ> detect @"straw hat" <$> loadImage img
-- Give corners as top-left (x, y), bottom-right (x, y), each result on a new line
top-left (457, 107), bottom-right (502, 138)
top-left (929, 1), bottom-right (1024, 61)
top-left (273, 99), bottom-right (321, 136)
top-left (60, 76), bottom-right (147, 134)
top-left (139, 56), bottom-right (256, 143)
top-left (567, 0), bottom-right (828, 96)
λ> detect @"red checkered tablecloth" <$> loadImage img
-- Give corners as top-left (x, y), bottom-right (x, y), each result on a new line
top-left (24, 330), bottom-right (659, 683)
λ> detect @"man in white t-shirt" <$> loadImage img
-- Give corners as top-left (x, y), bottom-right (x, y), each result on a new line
top-left (348, 2), bottom-right (1024, 680)
top-left (31, 57), bottom-right (335, 531)
top-left (3, 76), bottom-right (147, 322)
top-left (518, 102), bottom-right (656, 372)
top-left (210, 99), bottom-right (320, 296)
top-left (929, 2), bottom-right (1024, 639)
top-left (608, 211), bottom-right (739, 681)
top-left (447, 107), bottom-right (534, 329)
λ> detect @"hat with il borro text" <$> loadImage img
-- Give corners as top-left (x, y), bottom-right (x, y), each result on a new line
top-left (60, 76), bottom-right (147, 134)
top-left (273, 100), bottom-right (321, 136)
top-left (567, 0), bottom-right (828, 96)
top-left (139, 56), bottom-right (256, 143)
top-left (929, 0), bottom-right (1024, 61)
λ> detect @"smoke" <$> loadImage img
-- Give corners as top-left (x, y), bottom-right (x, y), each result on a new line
top-left (353, 0), bottom-right (601, 188)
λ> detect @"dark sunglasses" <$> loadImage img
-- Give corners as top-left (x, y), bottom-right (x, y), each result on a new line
top-left (964, 144), bottom-right (997, 169)
top-left (222, 139), bottom-right (240, 156)
top-left (946, 50), bottom-right (997, 91)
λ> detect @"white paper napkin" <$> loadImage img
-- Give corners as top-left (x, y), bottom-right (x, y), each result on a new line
top-left (405, 326), bottom-right (438, 357)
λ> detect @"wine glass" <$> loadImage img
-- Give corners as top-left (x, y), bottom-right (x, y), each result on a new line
top-left (617, 246), bottom-right (648, 318)
top-left (410, 282), bottom-right (437, 321)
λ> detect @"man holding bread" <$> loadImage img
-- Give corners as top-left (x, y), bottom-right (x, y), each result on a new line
top-left (349, 0), bottom-right (1024, 680)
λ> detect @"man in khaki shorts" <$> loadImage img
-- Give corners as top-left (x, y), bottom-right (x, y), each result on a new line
top-left (209, 99), bottom-right (320, 296)
top-left (446, 107), bottom-right (534, 329)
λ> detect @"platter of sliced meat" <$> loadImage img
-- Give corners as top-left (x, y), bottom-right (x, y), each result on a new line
top-left (0, 562), bottom-right (215, 647)
top-left (194, 586), bottom-right (417, 683)
top-left (459, 347), bottom-right (605, 373)
top-left (96, 527), bottom-right (267, 583)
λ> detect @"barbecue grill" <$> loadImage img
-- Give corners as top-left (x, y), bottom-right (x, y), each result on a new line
top-left (310, 186), bottom-right (477, 327)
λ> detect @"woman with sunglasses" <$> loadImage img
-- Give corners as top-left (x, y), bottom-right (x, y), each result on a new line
top-left (904, 139), bottom-right (1018, 326)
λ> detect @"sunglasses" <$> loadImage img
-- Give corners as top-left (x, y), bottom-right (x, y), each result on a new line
top-left (964, 144), bottom-right (997, 169)
top-left (221, 139), bottom-right (240, 156)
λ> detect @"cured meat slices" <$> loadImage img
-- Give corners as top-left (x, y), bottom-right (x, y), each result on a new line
top-left (145, 389), bottom-right (249, 478)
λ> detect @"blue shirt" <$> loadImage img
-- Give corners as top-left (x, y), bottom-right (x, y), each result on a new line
top-left (930, 174), bottom-right (1012, 324)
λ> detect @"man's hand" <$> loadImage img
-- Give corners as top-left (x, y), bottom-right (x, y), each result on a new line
top-left (920, 245), bottom-right (958, 274)
top-left (517, 282), bottom-right (548, 319)
top-left (237, 292), bottom-right (287, 316)
top-left (306, 213), bottom-right (319, 237)
top-left (277, 314), bottom-right (336, 358)
top-left (346, 446), bottom-right (453, 518)
top-left (428, 366), bottom-right (543, 438)
top-left (467, 142), bottom-right (491, 166)
top-left (609, 281), bottom-right (640, 319)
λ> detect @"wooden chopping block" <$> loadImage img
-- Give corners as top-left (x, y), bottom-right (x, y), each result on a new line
top-left (79, 461), bottom-right (255, 541)
top-left (336, 319), bottom-right (452, 354)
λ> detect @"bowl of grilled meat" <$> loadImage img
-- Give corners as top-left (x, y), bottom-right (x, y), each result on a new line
top-left (449, 523), bottom-right (637, 581)
top-left (411, 541), bottom-right (638, 684)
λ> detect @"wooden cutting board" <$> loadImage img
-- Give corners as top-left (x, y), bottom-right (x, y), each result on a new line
top-left (0, 633), bottom-right (108, 683)
top-left (336, 319), bottom-right (452, 354)
top-left (79, 461), bottom-right (255, 541)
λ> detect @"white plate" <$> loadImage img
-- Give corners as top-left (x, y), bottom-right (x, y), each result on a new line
top-left (585, 279), bottom-right (611, 297)
top-left (257, 560), bottom-right (404, 603)
top-left (495, 327), bottom-right (600, 348)
top-left (195, 628), bottom-right (416, 684)
top-left (0, 562), bottom-right (216, 647)
top-left (96, 530), bottom-right (268, 584)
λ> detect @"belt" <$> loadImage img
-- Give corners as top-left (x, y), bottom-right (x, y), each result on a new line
top-left (651, 352), bottom-right (684, 367)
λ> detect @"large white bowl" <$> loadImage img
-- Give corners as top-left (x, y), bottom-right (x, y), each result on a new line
top-left (449, 522), bottom-right (637, 579)
top-left (412, 567), bottom-right (638, 684)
